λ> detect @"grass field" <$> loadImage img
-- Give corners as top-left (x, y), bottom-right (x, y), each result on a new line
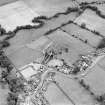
top-left (0, 0), bottom-right (39, 31)
top-left (61, 23), bottom-right (102, 48)
top-left (7, 46), bottom-right (44, 69)
top-left (82, 64), bottom-right (105, 96)
top-left (23, 0), bottom-right (78, 17)
top-left (4, 11), bottom-right (78, 55)
top-left (48, 29), bottom-right (95, 53)
top-left (74, 9), bottom-right (105, 36)
top-left (45, 83), bottom-right (73, 105)
top-left (0, 84), bottom-right (9, 105)
top-left (98, 56), bottom-right (105, 69)
top-left (26, 36), bottom-right (52, 52)
top-left (76, 0), bottom-right (103, 4)
top-left (53, 72), bottom-right (97, 105)
top-left (0, 0), bottom-right (17, 6)
top-left (46, 29), bottom-right (95, 66)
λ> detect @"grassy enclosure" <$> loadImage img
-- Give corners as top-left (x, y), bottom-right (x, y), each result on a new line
top-left (82, 64), bottom-right (105, 96)
top-left (7, 46), bottom-right (44, 69)
top-left (0, 0), bottom-right (39, 31)
top-left (74, 9), bottom-right (105, 36)
top-left (91, 3), bottom-right (105, 15)
top-left (54, 72), bottom-right (97, 105)
top-left (4, 11), bottom-right (78, 55)
top-left (0, 0), bottom-right (17, 6)
top-left (46, 29), bottom-right (95, 66)
top-left (48, 29), bottom-right (95, 54)
top-left (22, 0), bottom-right (78, 17)
top-left (61, 23), bottom-right (102, 48)
top-left (76, 0), bottom-right (103, 4)
top-left (45, 83), bottom-right (73, 105)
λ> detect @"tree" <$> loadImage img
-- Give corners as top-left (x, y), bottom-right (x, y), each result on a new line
top-left (72, 66), bottom-right (80, 74)
top-left (0, 25), bottom-right (6, 36)
top-left (1, 71), bottom-right (8, 79)
top-left (7, 92), bottom-right (18, 105)
top-left (81, 23), bottom-right (86, 28)
top-left (65, 48), bottom-right (69, 53)
top-left (97, 38), bottom-right (105, 49)
top-left (84, 40), bottom-right (88, 43)
top-left (1, 40), bottom-right (10, 48)
top-left (9, 78), bottom-right (24, 93)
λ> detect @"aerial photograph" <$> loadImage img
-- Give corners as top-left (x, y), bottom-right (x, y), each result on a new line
top-left (0, 0), bottom-right (105, 105)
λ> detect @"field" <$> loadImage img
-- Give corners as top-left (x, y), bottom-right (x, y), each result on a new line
top-left (0, 0), bottom-right (17, 6)
top-left (4, 11), bottom-right (78, 55)
top-left (61, 23), bottom-right (102, 48)
top-left (0, 0), bottom-right (39, 31)
top-left (45, 72), bottom-right (98, 105)
top-left (26, 36), bottom-right (52, 52)
top-left (76, 0), bottom-right (103, 3)
top-left (74, 8), bottom-right (105, 36)
top-left (7, 46), bottom-right (44, 69)
top-left (1, 0), bottom-right (105, 105)
top-left (6, 35), bottom-right (52, 69)
top-left (45, 83), bottom-right (73, 105)
top-left (23, 0), bottom-right (78, 17)
top-left (48, 29), bottom-right (94, 58)
top-left (0, 87), bottom-right (9, 105)
top-left (81, 64), bottom-right (105, 96)
top-left (98, 56), bottom-right (105, 69)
